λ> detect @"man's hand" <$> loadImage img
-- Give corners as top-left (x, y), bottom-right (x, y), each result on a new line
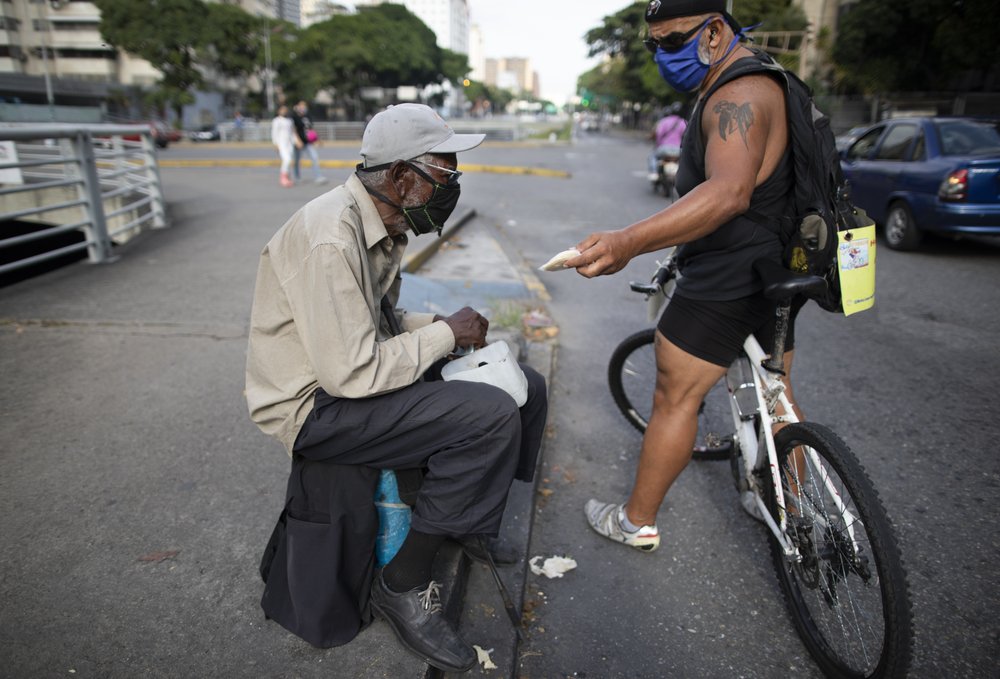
top-left (566, 230), bottom-right (636, 278)
top-left (443, 307), bottom-right (489, 350)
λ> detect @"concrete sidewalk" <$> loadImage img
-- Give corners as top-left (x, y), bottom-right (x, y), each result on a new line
top-left (0, 166), bottom-right (552, 678)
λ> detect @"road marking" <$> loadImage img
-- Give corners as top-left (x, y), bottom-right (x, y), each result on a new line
top-left (158, 158), bottom-right (570, 178)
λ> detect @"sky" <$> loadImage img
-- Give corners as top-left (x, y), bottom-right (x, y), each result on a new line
top-left (467, 0), bottom-right (637, 105)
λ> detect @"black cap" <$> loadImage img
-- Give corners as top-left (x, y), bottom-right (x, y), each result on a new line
top-left (644, 0), bottom-right (742, 32)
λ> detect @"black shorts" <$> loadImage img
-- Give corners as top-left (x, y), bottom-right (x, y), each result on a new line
top-left (657, 293), bottom-right (804, 367)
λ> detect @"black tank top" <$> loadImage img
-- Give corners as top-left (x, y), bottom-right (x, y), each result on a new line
top-left (673, 53), bottom-right (792, 300)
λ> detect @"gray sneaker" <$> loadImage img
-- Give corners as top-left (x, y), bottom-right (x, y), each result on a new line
top-left (584, 500), bottom-right (660, 552)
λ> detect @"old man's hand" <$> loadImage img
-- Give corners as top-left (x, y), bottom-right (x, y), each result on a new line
top-left (444, 307), bottom-right (489, 350)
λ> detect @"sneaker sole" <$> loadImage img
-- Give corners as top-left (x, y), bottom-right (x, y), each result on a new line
top-left (370, 598), bottom-right (476, 673)
top-left (628, 536), bottom-right (660, 552)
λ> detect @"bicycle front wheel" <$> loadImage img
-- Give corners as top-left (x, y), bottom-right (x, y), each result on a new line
top-left (764, 422), bottom-right (913, 678)
top-left (607, 328), bottom-right (732, 460)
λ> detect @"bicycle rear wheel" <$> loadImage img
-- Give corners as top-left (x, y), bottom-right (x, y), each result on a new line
top-left (607, 328), bottom-right (732, 460)
top-left (764, 422), bottom-right (913, 678)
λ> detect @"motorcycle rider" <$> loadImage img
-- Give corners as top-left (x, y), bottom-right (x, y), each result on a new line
top-left (647, 102), bottom-right (687, 192)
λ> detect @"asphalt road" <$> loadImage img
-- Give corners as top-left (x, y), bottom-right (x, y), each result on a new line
top-left (3, 135), bottom-right (996, 678)
top-left (163, 135), bottom-right (1000, 677)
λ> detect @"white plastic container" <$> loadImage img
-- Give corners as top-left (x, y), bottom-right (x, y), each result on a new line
top-left (440, 340), bottom-right (528, 407)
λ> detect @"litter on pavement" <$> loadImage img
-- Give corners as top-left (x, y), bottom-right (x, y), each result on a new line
top-left (474, 644), bottom-right (498, 670)
top-left (529, 555), bottom-right (578, 578)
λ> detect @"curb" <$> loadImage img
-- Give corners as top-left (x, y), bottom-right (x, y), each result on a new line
top-left (406, 212), bottom-right (556, 679)
top-left (157, 158), bottom-right (571, 179)
top-left (401, 208), bottom-right (478, 274)
top-left (489, 219), bottom-right (553, 303)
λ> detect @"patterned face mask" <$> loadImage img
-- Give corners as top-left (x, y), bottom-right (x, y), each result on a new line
top-left (358, 161), bottom-right (462, 237)
top-left (395, 162), bottom-right (461, 236)
top-left (653, 19), bottom-right (740, 92)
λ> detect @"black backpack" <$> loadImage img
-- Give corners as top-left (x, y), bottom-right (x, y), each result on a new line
top-left (715, 50), bottom-right (874, 313)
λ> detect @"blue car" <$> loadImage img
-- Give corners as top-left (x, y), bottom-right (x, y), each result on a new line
top-left (840, 116), bottom-right (1000, 250)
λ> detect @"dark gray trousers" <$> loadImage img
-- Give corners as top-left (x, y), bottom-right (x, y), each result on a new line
top-left (292, 363), bottom-right (547, 537)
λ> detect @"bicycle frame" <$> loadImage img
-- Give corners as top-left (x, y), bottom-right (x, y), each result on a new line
top-left (737, 335), bottom-right (861, 559)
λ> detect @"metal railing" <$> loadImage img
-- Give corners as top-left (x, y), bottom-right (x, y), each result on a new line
top-left (747, 30), bottom-right (807, 55)
top-left (0, 124), bottom-right (167, 276)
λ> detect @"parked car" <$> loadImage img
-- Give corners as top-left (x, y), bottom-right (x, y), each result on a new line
top-left (122, 121), bottom-right (181, 148)
top-left (189, 124), bottom-right (221, 142)
top-left (109, 120), bottom-right (181, 149)
top-left (840, 116), bottom-right (1000, 250)
top-left (834, 125), bottom-right (869, 153)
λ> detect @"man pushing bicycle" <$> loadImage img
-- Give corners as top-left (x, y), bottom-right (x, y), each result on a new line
top-left (567, 0), bottom-right (806, 550)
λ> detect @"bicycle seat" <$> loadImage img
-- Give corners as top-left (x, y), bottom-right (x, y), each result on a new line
top-left (753, 258), bottom-right (827, 302)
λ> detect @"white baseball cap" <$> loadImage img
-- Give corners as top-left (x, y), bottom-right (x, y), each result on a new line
top-left (359, 103), bottom-right (485, 168)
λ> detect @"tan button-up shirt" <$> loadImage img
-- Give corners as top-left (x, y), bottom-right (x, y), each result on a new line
top-left (245, 174), bottom-right (456, 454)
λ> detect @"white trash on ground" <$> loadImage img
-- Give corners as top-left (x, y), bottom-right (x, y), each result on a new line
top-left (529, 555), bottom-right (578, 578)
top-left (474, 645), bottom-right (498, 670)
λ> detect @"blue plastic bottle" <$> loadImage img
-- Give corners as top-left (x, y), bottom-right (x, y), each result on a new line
top-left (374, 469), bottom-right (411, 567)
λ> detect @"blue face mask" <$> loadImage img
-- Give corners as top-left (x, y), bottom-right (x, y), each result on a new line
top-left (654, 20), bottom-right (742, 93)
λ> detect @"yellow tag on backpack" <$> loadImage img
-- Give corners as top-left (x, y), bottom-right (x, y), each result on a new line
top-left (837, 224), bottom-right (877, 315)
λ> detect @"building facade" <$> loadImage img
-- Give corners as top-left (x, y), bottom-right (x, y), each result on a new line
top-left (795, 0), bottom-right (842, 80)
top-left (235, 0), bottom-right (301, 25)
top-left (0, 0), bottom-right (304, 95)
top-left (0, 0), bottom-right (305, 122)
top-left (467, 22), bottom-right (483, 81)
top-left (483, 57), bottom-right (539, 98)
top-left (0, 0), bottom-right (160, 91)
top-left (300, 0), bottom-right (355, 27)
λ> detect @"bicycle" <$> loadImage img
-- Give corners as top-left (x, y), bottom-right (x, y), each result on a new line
top-left (607, 253), bottom-right (913, 678)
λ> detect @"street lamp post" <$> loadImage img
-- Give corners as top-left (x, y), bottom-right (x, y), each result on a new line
top-left (264, 26), bottom-right (274, 114)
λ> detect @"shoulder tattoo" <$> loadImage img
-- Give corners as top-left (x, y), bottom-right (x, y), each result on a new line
top-left (713, 100), bottom-right (754, 148)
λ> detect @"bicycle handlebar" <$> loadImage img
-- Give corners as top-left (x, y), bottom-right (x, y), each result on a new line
top-left (628, 257), bottom-right (677, 297)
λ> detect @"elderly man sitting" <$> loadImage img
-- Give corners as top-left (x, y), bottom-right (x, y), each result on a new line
top-left (245, 103), bottom-right (547, 673)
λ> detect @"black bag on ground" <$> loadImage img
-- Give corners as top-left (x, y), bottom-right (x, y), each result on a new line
top-left (725, 49), bottom-right (875, 312)
top-left (259, 457), bottom-right (380, 648)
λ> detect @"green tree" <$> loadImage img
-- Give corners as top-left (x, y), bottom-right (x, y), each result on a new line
top-left (581, 0), bottom-right (808, 109)
top-left (95, 0), bottom-right (206, 121)
top-left (278, 3), bottom-right (457, 116)
top-left (583, 2), bottom-right (667, 105)
top-left (200, 3), bottom-right (266, 81)
top-left (439, 48), bottom-right (471, 84)
top-left (462, 79), bottom-right (515, 114)
top-left (732, 0), bottom-right (809, 32)
top-left (832, 0), bottom-right (1000, 93)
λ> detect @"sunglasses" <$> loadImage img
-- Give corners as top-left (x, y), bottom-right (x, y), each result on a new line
top-left (409, 159), bottom-right (462, 186)
top-left (643, 18), bottom-right (711, 54)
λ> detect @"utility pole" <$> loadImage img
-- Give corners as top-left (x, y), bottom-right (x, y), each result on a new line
top-left (264, 25), bottom-right (274, 114)
top-left (261, 1), bottom-right (277, 114)
top-left (37, 0), bottom-right (56, 120)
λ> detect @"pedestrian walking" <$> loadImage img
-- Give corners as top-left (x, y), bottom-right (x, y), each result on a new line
top-left (270, 105), bottom-right (299, 188)
top-left (291, 100), bottom-right (327, 184)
